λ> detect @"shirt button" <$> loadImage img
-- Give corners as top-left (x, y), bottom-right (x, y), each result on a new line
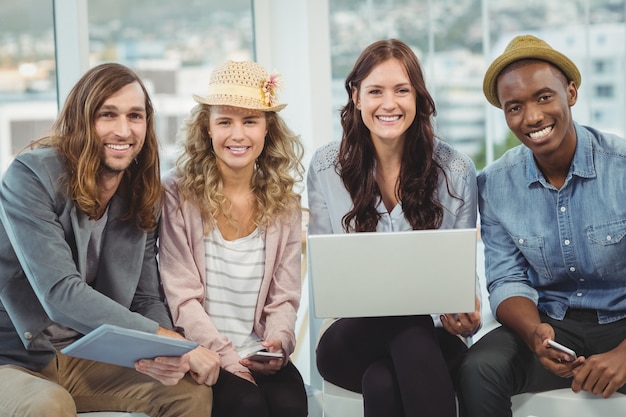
top-left (560, 206), bottom-right (566, 212)
top-left (24, 332), bottom-right (32, 340)
top-left (579, 278), bottom-right (584, 282)
top-left (569, 267), bottom-right (576, 272)
top-left (607, 235), bottom-right (612, 241)
top-left (577, 292), bottom-right (583, 297)
top-left (518, 238), bottom-right (524, 244)
top-left (564, 239), bottom-right (570, 245)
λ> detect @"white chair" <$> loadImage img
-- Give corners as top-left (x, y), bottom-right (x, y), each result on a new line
top-left (322, 380), bottom-right (626, 417)
top-left (511, 389), bottom-right (626, 417)
top-left (321, 380), bottom-right (363, 417)
top-left (78, 413), bottom-right (147, 417)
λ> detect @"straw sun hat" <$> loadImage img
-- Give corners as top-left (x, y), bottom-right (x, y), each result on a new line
top-left (193, 60), bottom-right (287, 112)
top-left (483, 34), bottom-right (582, 108)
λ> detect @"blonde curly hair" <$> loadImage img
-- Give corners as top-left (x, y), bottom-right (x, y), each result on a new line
top-left (175, 103), bottom-right (304, 234)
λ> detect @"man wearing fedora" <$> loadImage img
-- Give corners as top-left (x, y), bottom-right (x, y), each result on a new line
top-left (456, 34), bottom-right (626, 416)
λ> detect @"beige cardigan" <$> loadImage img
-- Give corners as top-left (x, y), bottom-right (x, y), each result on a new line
top-left (159, 171), bottom-right (302, 374)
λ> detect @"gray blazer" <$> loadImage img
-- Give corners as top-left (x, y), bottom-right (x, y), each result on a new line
top-left (0, 147), bottom-right (172, 371)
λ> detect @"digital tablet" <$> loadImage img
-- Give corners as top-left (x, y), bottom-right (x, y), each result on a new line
top-left (61, 324), bottom-right (198, 368)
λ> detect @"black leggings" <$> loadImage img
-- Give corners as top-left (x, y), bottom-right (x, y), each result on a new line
top-left (211, 361), bottom-right (308, 417)
top-left (316, 316), bottom-right (467, 417)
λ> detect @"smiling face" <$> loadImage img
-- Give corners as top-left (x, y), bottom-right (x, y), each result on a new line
top-left (94, 81), bottom-right (147, 177)
top-left (497, 60), bottom-right (578, 163)
top-left (353, 58), bottom-right (416, 148)
top-left (208, 105), bottom-right (267, 175)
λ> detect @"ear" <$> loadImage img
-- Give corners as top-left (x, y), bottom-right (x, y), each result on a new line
top-left (351, 86), bottom-right (360, 110)
top-left (566, 81), bottom-right (578, 107)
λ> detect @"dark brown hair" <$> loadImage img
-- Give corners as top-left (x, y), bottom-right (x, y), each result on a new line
top-left (338, 39), bottom-right (444, 232)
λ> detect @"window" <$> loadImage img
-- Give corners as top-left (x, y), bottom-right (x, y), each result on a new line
top-left (87, 0), bottom-right (255, 171)
top-left (328, 0), bottom-right (626, 169)
top-left (0, 0), bottom-right (56, 173)
top-left (595, 84), bottom-right (614, 98)
top-left (2, 0), bottom-right (625, 174)
top-left (593, 59), bottom-right (614, 74)
top-left (0, 0), bottom-right (254, 176)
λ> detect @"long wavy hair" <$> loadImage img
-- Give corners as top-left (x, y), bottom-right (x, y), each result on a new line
top-left (339, 38), bottom-right (447, 232)
top-left (175, 103), bottom-right (304, 234)
top-left (31, 63), bottom-right (161, 231)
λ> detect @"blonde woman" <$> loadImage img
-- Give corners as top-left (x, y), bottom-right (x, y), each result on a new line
top-left (159, 60), bottom-right (307, 417)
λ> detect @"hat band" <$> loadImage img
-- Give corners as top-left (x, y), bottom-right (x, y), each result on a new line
top-left (205, 84), bottom-right (263, 101)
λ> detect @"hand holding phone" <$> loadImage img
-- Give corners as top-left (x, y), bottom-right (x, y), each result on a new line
top-left (245, 349), bottom-right (284, 363)
top-left (547, 339), bottom-right (577, 361)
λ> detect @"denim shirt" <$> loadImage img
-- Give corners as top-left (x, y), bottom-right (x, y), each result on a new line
top-left (478, 122), bottom-right (626, 324)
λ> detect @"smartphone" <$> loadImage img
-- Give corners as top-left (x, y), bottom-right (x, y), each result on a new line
top-left (245, 349), bottom-right (284, 363)
top-left (547, 339), bottom-right (577, 361)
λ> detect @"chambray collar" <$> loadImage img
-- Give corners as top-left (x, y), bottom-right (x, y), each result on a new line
top-left (525, 122), bottom-right (596, 186)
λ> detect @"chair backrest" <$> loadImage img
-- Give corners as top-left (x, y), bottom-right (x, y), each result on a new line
top-left (78, 413), bottom-right (148, 417)
top-left (322, 380), bottom-right (364, 417)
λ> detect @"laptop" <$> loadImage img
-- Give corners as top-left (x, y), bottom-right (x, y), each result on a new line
top-left (307, 228), bottom-right (477, 318)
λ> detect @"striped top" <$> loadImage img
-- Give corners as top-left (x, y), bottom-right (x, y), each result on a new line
top-left (204, 226), bottom-right (265, 351)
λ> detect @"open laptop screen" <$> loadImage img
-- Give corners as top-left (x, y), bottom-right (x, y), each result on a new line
top-left (307, 228), bottom-right (477, 318)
